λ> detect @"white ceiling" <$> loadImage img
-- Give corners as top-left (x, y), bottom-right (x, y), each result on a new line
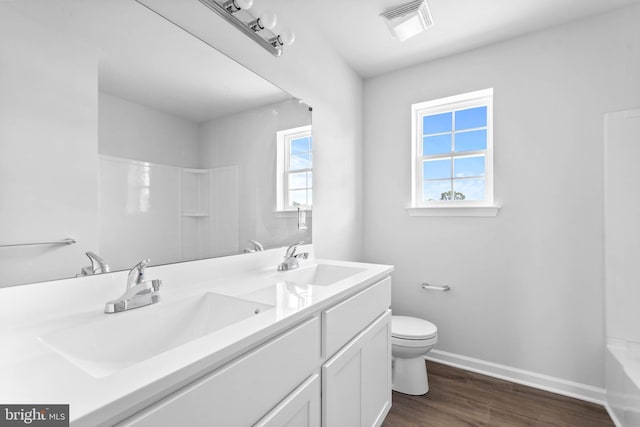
top-left (273, 0), bottom-right (640, 78)
top-left (7, 0), bottom-right (290, 123)
top-left (7, 0), bottom-right (640, 119)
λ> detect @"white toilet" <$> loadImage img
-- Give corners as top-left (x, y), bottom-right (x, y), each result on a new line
top-left (391, 315), bottom-right (438, 395)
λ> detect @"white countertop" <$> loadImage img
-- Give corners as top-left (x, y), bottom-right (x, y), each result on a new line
top-left (0, 247), bottom-right (393, 426)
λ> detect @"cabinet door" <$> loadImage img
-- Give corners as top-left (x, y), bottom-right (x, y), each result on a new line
top-left (322, 310), bottom-right (392, 427)
top-left (255, 374), bottom-right (320, 427)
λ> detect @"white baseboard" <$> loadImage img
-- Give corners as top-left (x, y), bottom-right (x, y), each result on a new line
top-left (426, 349), bottom-right (606, 405)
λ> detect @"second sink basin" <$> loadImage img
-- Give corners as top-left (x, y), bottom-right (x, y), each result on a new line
top-left (273, 263), bottom-right (366, 286)
top-left (39, 292), bottom-right (272, 377)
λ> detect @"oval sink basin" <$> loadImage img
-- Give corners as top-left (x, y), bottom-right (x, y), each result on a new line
top-left (273, 263), bottom-right (366, 286)
top-left (38, 293), bottom-right (272, 377)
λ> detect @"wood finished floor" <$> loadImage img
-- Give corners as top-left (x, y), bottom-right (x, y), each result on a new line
top-left (382, 361), bottom-right (614, 427)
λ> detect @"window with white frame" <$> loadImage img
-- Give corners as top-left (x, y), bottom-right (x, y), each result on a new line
top-left (411, 88), bottom-right (494, 208)
top-left (276, 125), bottom-right (312, 211)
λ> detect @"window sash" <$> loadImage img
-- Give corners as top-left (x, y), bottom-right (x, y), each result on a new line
top-left (281, 128), bottom-right (313, 209)
top-left (412, 89), bottom-right (493, 207)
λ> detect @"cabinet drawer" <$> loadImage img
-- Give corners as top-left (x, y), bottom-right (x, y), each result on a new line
top-left (322, 277), bottom-right (391, 358)
top-left (119, 316), bottom-right (321, 427)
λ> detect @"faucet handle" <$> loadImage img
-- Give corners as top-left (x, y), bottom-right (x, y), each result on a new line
top-left (85, 251), bottom-right (110, 274)
top-left (248, 240), bottom-right (264, 251)
top-left (244, 240), bottom-right (265, 253)
top-left (127, 258), bottom-right (150, 288)
top-left (285, 241), bottom-right (304, 258)
top-left (132, 258), bottom-right (150, 274)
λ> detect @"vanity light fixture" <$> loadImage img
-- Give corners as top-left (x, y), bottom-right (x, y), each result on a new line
top-left (223, 0), bottom-right (254, 13)
top-left (198, 0), bottom-right (295, 57)
top-left (249, 10), bottom-right (277, 31)
top-left (269, 28), bottom-right (295, 48)
top-left (380, 0), bottom-right (433, 42)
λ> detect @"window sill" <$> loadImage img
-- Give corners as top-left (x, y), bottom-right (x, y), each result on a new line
top-left (407, 205), bottom-right (500, 217)
top-left (273, 210), bottom-right (313, 219)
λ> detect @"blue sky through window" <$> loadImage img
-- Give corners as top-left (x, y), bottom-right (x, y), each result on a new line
top-left (289, 172), bottom-right (308, 189)
top-left (455, 130), bottom-right (486, 152)
top-left (288, 135), bottom-right (312, 207)
top-left (421, 106), bottom-right (487, 201)
top-left (423, 112), bottom-right (452, 134)
top-left (423, 158), bottom-right (451, 180)
top-left (453, 178), bottom-right (485, 200)
top-left (423, 180), bottom-right (451, 201)
top-left (291, 153), bottom-right (311, 169)
top-left (423, 134), bottom-right (452, 155)
top-left (455, 106), bottom-right (487, 130)
top-left (454, 156), bottom-right (485, 178)
top-left (291, 136), bottom-right (311, 154)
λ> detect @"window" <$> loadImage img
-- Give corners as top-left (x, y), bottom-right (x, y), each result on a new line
top-left (410, 88), bottom-right (497, 215)
top-left (276, 125), bottom-right (312, 211)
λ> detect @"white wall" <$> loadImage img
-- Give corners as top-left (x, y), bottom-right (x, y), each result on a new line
top-left (99, 92), bottom-right (200, 168)
top-left (363, 4), bottom-right (640, 391)
top-left (0, 7), bottom-right (98, 287)
top-left (136, 0), bottom-right (364, 260)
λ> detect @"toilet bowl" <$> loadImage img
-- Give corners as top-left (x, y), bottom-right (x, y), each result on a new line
top-left (391, 315), bottom-right (438, 395)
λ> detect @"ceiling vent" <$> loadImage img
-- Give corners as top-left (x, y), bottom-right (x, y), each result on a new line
top-left (380, 0), bottom-right (433, 42)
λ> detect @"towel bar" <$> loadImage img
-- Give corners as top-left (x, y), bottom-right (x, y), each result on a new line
top-left (421, 283), bottom-right (450, 291)
top-left (0, 238), bottom-right (76, 248)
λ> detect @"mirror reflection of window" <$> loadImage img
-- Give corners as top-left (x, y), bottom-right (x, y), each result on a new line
top-left (288, 133), bottom-right (313, 208)
top-left (277, 125), bottom-right (312, 211)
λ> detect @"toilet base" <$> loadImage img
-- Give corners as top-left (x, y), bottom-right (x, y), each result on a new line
top-left (392, 356), bottom-right (429, 395)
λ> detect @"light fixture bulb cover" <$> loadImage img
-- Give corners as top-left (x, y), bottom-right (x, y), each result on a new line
top-left (380, 0), bottom-right (433, 41)
top-left (279, 28), bottom-right (295, 46)
top-left (259, 10), bottom-right (277, 30)
top-left (389, 14), bottom-right (425, 41)
top-left (235, 0), bottom-right (254, 10)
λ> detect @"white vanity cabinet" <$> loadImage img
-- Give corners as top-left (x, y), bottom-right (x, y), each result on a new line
top-left (321, 278), bottom-right (392, 427)
top-left (117, 276), bottom-right (392, 427)
top-left (118, 317), bottom-right (322, 427)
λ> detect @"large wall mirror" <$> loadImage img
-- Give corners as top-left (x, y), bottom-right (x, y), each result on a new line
top-left (0, 0), bottom-right (312, 288)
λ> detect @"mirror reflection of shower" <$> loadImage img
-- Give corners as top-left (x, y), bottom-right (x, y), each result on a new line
top-left (126, 163), bottom-right (151, 214)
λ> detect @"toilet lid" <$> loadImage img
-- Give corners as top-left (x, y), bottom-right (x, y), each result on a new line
top-left (392, 315), bottom-right (437, 340)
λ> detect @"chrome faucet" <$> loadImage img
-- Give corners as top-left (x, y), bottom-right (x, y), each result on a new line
top-left (104, 259), bottom-right (162, 314)
top-left (243, 239), bottom-right (264, 253)
top-left (78, 251), bottom-right (110, 276)
top-left (277, 242), bottom-right (309, 271)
